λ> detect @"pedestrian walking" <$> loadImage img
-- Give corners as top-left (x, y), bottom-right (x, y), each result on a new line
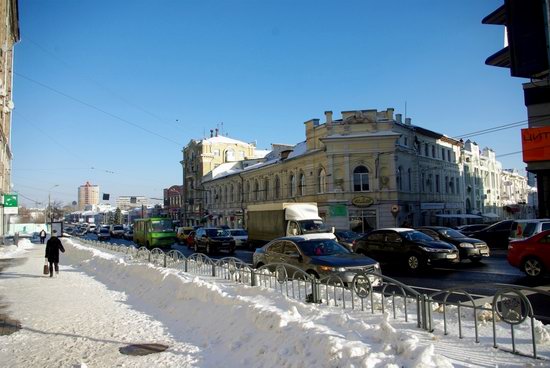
top-left (45, 230), bottom-right (65, 277)
top-left (39, 229), bottom-right (47, 244)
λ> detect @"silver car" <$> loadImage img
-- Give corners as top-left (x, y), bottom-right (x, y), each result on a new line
top-left (253, 236), bottom-right (381, 284)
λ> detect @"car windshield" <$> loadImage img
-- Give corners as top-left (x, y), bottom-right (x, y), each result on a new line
top-left (206, 228), bottom-right (230, 237)
top-left (113, 225), bottom-right (123, 230)
top-left (403, 230), bottom-right (435, 242)
top-left (297, 239), bottom-right (350, 256)
top-left (100, 229), bottom-right (109, 234)
top-left (300, 220), bottom-right (329, 233)
top-left (151, 219), bottom-right (173, 232)
top-left (230, 229), bottom-right (247, 236)
top-left (439, 229), bottom-right (466, 238)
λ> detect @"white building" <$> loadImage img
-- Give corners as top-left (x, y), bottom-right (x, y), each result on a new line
top-left (116, 196), bottom-right (148, 210)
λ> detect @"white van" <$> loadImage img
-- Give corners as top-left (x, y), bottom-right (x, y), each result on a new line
top-left (509, 219), bottom-right (550, 242)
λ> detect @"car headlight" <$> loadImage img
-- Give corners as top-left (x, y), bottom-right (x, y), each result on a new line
top-left (319, 266), bottom-right (346, 272)
top-left (459, 242), bottom-right (474, 248)
top-left (420, 246), bottom-right (444, 252)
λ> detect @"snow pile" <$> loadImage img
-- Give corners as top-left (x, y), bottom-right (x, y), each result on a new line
top-left (1, 239), bottom-right (549, 367)
top-left (0, 238), bottom-right (34, 258)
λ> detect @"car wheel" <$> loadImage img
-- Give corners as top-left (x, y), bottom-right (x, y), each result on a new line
top-left (523, 257), bottom-right (544, 278)
top-left (406, 253), bottom-right (424, 272)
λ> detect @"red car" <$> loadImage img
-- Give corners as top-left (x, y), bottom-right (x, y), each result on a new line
top-left (507, 229), bottom-right (550, 278)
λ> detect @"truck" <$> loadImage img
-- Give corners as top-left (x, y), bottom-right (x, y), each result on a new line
top-left (246, 202), bottom-right (335, 249)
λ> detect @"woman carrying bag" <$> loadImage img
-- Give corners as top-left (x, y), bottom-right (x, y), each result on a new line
top-left (45, 230), bottom-right (65, 278)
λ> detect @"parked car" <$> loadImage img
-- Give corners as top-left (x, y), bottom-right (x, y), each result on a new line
top-left (110, 225), bottom-right (125, 238)
top-left (97, 227), bottom-right (111, 241)
top-left (509, 219), bottom-right (550, 243)
top-left (185, 230), bottom-right (196, 248)
top-left (334, 230), bottom-right (361, 252)
top-left (354, 228), bottom-right (459, 272)
top-left (88, 224), bottom-right (97, 233)
top-left (253, 235), bottom-right (380, 284)
top-left (123, 228), bottom-right (134, 241)
top-left (462, 220), bottom-right (514, 249)
top-left (455, 224), bottom-right (489, 234)
top-left (228, 229), bottom-right (248, 248)
top-left (193, 227), bottom-right (236, 255)
top-left (507, 229), bottom-right (550, 279)
top-left (417, 226), bottom-right (490, 262)
top-left (176, 226), bottom-right (194, 244)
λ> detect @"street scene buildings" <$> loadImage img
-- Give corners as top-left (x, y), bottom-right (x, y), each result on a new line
top-left (182, 108), bottom-right (533, 230)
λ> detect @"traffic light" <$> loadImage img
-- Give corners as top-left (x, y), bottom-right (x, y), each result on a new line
top-left (483, 0), bottom-right (549, 78)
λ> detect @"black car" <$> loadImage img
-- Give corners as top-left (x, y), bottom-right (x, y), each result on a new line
top-left (334, 230), bottom-right (361, 252)
top-left (462, 220), bottom-right (514, 249)
top-left (97, 228), bottom-right (111, 241)
top-left (253, 236), bottom-right (380, 284)
top-left (455, 224), bottom-right (489, 234)
top-left (417, 226), bottom-right (490, 262)
top-left (354, 228), bottom-right (459, 272)
top-left (194, 227), bottom-right (236, 255)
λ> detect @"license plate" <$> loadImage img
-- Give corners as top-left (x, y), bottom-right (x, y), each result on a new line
top-left (480, 249), bottom-right (489, 255)
top-left (447, 254), bottom-right (458, 259)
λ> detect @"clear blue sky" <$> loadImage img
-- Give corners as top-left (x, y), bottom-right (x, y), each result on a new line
top-left (12, 0), bottom-right (528, 207)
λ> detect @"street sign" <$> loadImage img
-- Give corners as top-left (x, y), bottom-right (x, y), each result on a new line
top-left (3, 194), bottom-right (18, 207)
top-left (391, 205), bottom-right (399, 214)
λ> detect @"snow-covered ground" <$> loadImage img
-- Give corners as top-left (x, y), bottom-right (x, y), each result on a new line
top-left (0, 238), bottom-right (549, 367)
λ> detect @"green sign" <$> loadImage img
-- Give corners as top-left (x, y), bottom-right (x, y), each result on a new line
top-left (3, 194), bottom-right (18, 207)
top-left (329, 204), bottom-right (348, 217)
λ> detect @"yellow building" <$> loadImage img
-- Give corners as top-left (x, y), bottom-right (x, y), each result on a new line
top-left (183, 109), bottom-right (466, 230)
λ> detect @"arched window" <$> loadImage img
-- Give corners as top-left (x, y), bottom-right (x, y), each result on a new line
top-left (225, 149), bottom-right (235, 162)
top-left (264, 178), bottom-right (269, 200)
top-left (298, 173), bottom-right (305, 196)
top-left (275, 176), bottom-right (281, 199)
top-left (318, 168), bottom-right (326, 193)
top-left (289, 174), bottom-right (295, 197)
top-left (396, 166), bottom-right (402, 191)
top-left (254, 180), bottom-right (259, 201)
top-left (353, 166), bottom-right (370, 192)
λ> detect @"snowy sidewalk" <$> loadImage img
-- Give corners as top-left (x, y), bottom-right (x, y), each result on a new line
top-left (0, 238), bottom-right (549, 367)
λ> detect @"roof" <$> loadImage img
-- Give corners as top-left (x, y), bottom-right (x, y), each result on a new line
top-left (203, 136), bottom-right (251, 146)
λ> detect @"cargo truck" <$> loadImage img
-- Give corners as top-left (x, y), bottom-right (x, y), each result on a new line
top-left (246, 202), bottom-right (335, 249)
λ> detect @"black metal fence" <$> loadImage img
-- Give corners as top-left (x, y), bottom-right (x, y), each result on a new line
top-left (76, 239), bottom-right (550, 361)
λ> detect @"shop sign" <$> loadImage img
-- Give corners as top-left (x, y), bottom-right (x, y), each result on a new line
top-left (352, 195), bottom-right (374, 208)
top-left (522, 127), bottom-right (550, 162)
top-left (329, 204), bottom-right (348, 217)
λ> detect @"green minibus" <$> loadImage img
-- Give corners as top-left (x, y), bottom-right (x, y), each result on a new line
top-left (133, 217), bottom-right (176, 248)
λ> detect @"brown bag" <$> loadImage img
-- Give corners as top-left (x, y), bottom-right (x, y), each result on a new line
top-left (43, 260), bottom-right (49, 275)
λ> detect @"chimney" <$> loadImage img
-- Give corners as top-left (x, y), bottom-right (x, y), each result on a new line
top-left (405, 118), bottom-right (411, 125)
top-left (210, 129), bottom-right (214, 138)
top-left (215, 128), bottom-right (219, 137)
top-left (396, 114), bottom-right (402, 123)
top-left (325, 111), bottom-right (333, 124)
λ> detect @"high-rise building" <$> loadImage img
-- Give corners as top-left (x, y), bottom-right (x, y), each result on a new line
top-left (78, 182), bottom-right (100, 210)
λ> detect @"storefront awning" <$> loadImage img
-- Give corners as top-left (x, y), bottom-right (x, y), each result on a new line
top-left (436, 214), bottom-right (483, 219)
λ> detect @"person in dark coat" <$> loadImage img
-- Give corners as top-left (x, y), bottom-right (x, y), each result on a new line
top-left (45, 230), bottom-right (65, 277)
top-left (39, 229), bottom-right (47, 244)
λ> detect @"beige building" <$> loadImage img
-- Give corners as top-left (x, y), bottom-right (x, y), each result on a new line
top-left (0, 0), bottom-right (18, 235)
top-left (78, 182), bottom-right (100, 210)
top-left (116, 195), bottom-right (148, 210)
top-left (184, 108), bottom-right (467, 230)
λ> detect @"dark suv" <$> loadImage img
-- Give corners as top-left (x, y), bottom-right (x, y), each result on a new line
top-left (194, 227), bottom-right (236, 255)
top-left (462, 220), bottom-right (514, 249)
top-left (354, 228), bottom-right (459, 272)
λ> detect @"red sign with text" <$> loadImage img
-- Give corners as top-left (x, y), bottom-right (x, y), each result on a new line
top-left (522, 126), bottom-right (550, 162)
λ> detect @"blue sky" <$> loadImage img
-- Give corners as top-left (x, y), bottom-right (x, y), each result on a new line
top-left (12, 0), bottom-right (528, 207)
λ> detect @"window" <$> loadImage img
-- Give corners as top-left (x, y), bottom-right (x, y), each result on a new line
top-left (445, 176), bottom-right (449, 193)
top-left (441, 148), bottom-right (445, 160)
top-left (225, 149), bottom-right (235, 162)
top-left (318, 169), bottom-right (326, 193)
top-left (289, 174), bottom-right (296, 197)
top-left (353, 166), bottom-right (370, 192)
top-left (421, 173), bottom-right (425, 192)
top-left (436, 175), bottom-right (440, 193)
top-left (275, 176), bottom-right (281, 199)
top-left (447, 150), bottom-right (451, 162)
top-left (424, 144), bottom-right (429, 156)
top-left (264, 178), bottom-right (269, 200)
top-left (404, 137), bottom-right (408, 147)
top-left (230, 184), bottom-right (234, 202)
top-left (456, 177), bottom-right (460, 194)
top-left (298, 173), bottom-right (305, 196)
top-left (408, 168), bottom-right (412, 191)
top-left (267, 241), bottom-right (284, 254)
top-left (432, 146), bottom-right (436, 158)
top-left (213, 149), bottom-right (220, 156)
top-left (396, 166), bottom-right (402, 191)
top-left (254, 180), bottom-right (259, 201)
